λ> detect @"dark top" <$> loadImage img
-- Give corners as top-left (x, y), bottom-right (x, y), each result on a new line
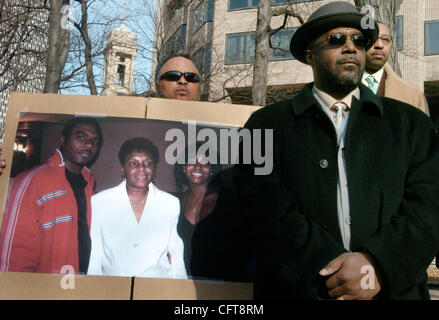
top-left (176, 170), bottom-right (253, 282)
top-left (234, 83), bottom-right (439, 299)
top-left (65, 169), bottom-right (90, 274)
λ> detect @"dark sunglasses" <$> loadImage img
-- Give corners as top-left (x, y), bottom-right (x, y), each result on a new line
top-left (159, 71), bottom-right (200, 83)
top-left (326, 33), bottom-right (369, 48)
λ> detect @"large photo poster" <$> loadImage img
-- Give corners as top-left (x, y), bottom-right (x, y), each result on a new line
top-left (0, 110), bottom-right (254, 283)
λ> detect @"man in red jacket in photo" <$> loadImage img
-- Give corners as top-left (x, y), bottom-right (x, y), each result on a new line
top-left (0, 117), bottom-right (102, 274)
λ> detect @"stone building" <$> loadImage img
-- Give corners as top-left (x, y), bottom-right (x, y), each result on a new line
top-left (101, 20), bottom-right (138, 96)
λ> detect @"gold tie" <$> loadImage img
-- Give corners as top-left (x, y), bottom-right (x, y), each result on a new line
top-left (330, 102), bottom-right (350, 130)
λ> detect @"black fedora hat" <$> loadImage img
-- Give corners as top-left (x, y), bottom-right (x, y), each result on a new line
top-left (290, 1), bottom-right (379, 64)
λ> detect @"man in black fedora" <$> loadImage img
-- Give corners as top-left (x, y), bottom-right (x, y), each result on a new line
top-left (235, 1), bottom-right (439, 300)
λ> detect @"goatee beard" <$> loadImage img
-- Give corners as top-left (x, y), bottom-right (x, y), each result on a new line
top-left (322, 69), bottom-right (362, 97)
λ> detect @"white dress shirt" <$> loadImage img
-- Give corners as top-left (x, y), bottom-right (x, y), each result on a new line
top-left (362, 68), bottom-right (384, 92)
top-left (87, 180), bottom-right (187, 279)
top-left (312, 85), bottom-right (360, 251)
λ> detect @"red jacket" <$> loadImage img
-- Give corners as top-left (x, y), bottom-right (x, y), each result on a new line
top-left (0, 150), bottom-right (94, 274)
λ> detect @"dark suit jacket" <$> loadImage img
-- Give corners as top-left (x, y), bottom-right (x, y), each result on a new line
top-left (234, 83), bottom-right (439, 299)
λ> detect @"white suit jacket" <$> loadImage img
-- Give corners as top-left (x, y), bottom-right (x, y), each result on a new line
top-left (87, 181), bottom-right (187, 279)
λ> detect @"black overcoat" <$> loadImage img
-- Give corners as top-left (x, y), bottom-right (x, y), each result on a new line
top-left (234, 83), bottom-right (439, 299)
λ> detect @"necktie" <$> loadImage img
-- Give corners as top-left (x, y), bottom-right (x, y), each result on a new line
top-left (365, 75), bottom-right (378, 94)
top-left (330, 102), bottom-right (349, 130)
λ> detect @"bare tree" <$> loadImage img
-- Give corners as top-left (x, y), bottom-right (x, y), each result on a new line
top-left (252, 0), bottom-right (271, 106)
top-left (71, 0), bottom-right (97, 94)
top-left (124, 0), bottom-right (163, 96)
top-left (58, 0), bottom-right (129, 95)
top-left (1, 0), bottom-right (137, 102)
top-left (44, 0), bottom-right (70, 93)
top-left (0, 0), bottom-right (48, 95)
top-left (354, 0), bottom-right (403, 75)
top-left (251, 0), bottom-right (318, 106)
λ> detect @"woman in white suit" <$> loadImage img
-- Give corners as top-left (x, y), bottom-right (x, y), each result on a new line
top-left (87, 137), bottom-right (186, 279)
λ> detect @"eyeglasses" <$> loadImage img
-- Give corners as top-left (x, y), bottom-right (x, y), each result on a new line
top-left (317, 33), bottom-right (369, 49)
top-left (127, 160), bottom-right (153, 169)
top-left (74, 133), bottom-right (100, 147)
top-left (159, 71), bottom-right (200, 83)
top-left (375, 35), bottom-right (392, 44)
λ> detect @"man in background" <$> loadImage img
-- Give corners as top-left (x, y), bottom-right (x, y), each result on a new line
top-left (155, 53), bottom-right (201, 101)
top-left (362, 21), bottom-right (429, 114)
top-left (364, 21), bottom-right (438, 271)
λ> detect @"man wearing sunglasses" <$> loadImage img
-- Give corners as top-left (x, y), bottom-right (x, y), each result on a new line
top-left (153, 53), bottom-right (254, 283)
top-left (155, 53), bottom-right (201, 101)
top-left (0, 117), bottom-right (102, 275)
top-left (362, 22), bottom-right (429, 115)
top-left (235, 1), bottom-right (439, 300)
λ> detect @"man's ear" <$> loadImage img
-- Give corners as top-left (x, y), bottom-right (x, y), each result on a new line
top-left (304, 49), bottom-right (313, 66)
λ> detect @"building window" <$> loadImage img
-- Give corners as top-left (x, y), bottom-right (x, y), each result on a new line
top-left (228, 0), bottom-right (258, 11)
top-left (163, 38), bottom-right (174, 58)
top-left (425, 20), bottom-right (439, 55)
top-left (225, 28), bottom-right (295, 64)
top-left (395, 15), bottom-right (403, 51)
top-left (167, 0), bottom-right (185, 10)
top-left (193, 44), bottom-right (212, 75)
top-left (193, 0), bottom-right (214, 33)
top-left (194, 1), bottom-right (206, 32)
top-left (207, 0), bottom-right (215, 22)
top-left (204, 44), bottom-right (212, 74)
top-left (117, 64), bottom-right (125, 86)
top-left (167, 1), bottom-right (184, 22)
top-left (180, 24), bottom-right (187, 49)
top-left (269, 28), bottom-right (296, 61)
top-left (225, 32), bottom-right (255, 64)
top-left (193, 47), bottom-right (204, 73)
top-left (162, 24), bottom-right (187, 59)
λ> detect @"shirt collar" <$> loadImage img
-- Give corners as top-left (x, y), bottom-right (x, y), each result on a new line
top-left (51, 148), bottom-right (93, 179)
top-left (313, 85), bottom-right (360, 110)
top-left (290, 83), bottom-right (383, 117)
top-left (362, 68), bottom-right (384, 85)
top-left (121, 179), bottom-right (157, 203)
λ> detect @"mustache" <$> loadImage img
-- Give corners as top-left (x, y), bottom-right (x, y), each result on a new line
top-left (337, 57), bottom-right (361, 66)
